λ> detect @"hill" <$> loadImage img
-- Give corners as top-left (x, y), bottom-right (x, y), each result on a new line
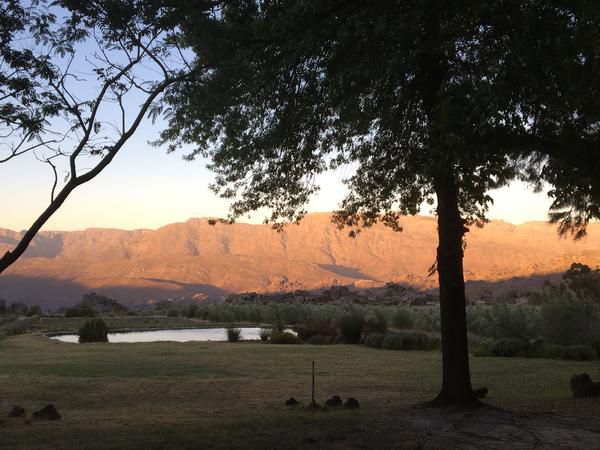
top-left (1, 213), bottom-right (599, 309)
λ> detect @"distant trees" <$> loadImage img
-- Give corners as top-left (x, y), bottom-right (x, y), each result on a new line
top-left (64, 292), bottom-right (128, 317)
top-left (159, 1), bottom-right (600, 406)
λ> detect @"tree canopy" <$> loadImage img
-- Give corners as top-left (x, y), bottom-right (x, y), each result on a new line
top-left (159, 0), bottom-right (600, 405)
top-left (0, 0), bottom-right (198, 274)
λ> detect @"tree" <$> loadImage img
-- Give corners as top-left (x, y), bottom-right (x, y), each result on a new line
top-left (0, 0), bottom-right (200, 274)
top-left (159, 1), bottom-right (600, 406)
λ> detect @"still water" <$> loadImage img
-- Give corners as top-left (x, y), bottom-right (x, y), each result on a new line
top-left (50, 327), bottom-right (271, 343)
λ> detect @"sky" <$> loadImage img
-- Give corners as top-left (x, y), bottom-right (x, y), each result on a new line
top-left (0, 17), bottom-right (555, 233)
top-left (1, 116), bottom-right (553, 232)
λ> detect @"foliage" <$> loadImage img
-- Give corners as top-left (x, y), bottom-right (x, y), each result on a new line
top-left (294, 319), bottom-right (337, 342)
top-left (364, 310), bottom-right (388, 334)
top-left (78, 318), bottom-right (109, 343)
top-left (337, 313), bottom-right (365, 344)
top-left (469, 304), bottom-right (538, 341)
top-left (563, 262), bottom-right (600, 301)
top-left (391, 308), bottom-right (414, 330)
top-left (269, 330), bottom-right (301, 345)
top-left (381, 331), bottom-right (439, 352)
top-left (539, 287), bottom-right (600, 345)
top-left (307, 334), bottom-right (332, 345)
top-left (27, 305), bottom-right (42, 317)
top-left (0, 0), bottom-right (197, 274)
top-left (363, 333), bottom-right (385, 349)
top-left (226, 327), bottom-right (241, 342)
top-left (258, 328), bottom-right (271, 342)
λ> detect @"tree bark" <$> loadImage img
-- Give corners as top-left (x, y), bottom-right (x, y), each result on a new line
top-left (430, 171), bottom-right (479, 407)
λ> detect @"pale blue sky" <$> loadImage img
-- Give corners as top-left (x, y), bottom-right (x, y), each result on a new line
top-left (1, 113), bottom-right (553, 232)
top-left (0, 23), bottom-right (554, 233)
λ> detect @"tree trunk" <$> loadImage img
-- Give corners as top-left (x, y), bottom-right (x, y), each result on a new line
top-left (430, 171), bottom-right (479, 407)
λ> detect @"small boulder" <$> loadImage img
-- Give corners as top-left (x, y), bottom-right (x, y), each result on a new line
top-left (325, 395), bottom-right (343, 408)
top-left (285, 397), bottom-right (300, 407)
top-left (8, 406), bottom-right (26, 418)
top-left (32, 404), bottom-right (61, 420)
top-left (343, 397), bottom-right (360, 409)
top-left (570, 373), bottom-right (600, 398)
top-left (473, 387), bottom-right (488, 399)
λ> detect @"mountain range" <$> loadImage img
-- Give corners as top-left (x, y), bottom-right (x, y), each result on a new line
top-left (1, 213), bottom-right (599, 309)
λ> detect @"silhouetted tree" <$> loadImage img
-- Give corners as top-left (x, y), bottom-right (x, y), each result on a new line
top-left (0, 0), bottom-right (200, 274)
top-left (159, 1), bottom-right (600, 406)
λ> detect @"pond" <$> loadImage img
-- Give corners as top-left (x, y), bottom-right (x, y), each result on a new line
top-left (50, 327), bottom-right (277, 343)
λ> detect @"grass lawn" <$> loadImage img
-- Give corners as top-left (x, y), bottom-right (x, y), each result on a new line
top-left (0, 334), bottom-right (599, 449)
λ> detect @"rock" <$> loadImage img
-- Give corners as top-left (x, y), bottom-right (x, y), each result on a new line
top-left (285, 397), bottom-right (300, 407)
top-left (8, 406), bottom-right (25, 418)
top-left (325, 395), bottom-right (343, 408)
top-left (32, 404), bottom-right (61, 420)
top-left (343, 397), bottom-right (360, 409)
top-left (473, 387), bottom-right (489, 399)
top-left (570, 373), bottom-right (600, 398)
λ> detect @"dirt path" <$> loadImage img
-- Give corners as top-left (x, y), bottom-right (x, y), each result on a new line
top-left (294, 406), bottom-right (600, 449)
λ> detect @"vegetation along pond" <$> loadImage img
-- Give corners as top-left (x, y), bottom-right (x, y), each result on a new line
top-left (50, 327), bottom-right (274, 343)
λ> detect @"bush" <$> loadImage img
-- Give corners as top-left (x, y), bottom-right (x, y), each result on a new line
top-left (295, 319), bottom-right (336, 342)
top-left (78, 318), bottom-right (109, 343)
top-left (487, 338), bottom-right (532, 357)
top-left (226, 327), bottom-right (241, 342)
top-left (259, 328), bottom-right (271, 342)
top-left (381, 331), bottom-right (437, 351)
top-left (337, 313), bottom-right (365, 344)
top-left (363, 332), bottom-right (385, 349)
top-left (167, 309), bottom-right (179, 318)
top-left (364, 310), bottom-right (388, 334)
top-left (269, 330), bottom-right (302, 344)
top-left (1, 316), bottom-right (38, 336)
top-left (392, 308), bottom-right (414, 329)
top-left (474, 304), bottom-right (538, 340)
top-left (543, 344), bottom-right (597, 361)
top-left (540, 289), bottom-right (600, 345)
top-left (307, 334), bottom-right (332, 345)
top-left (413, 307), bottom-right (440, 332)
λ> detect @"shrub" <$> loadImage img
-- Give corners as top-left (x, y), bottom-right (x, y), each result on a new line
top-left (540, 290), bottom-right (600, 345)
top-left (167, 309), bottom-right (179, 318)
top-left (307, 334), bottom-right (332, 345)
top-left (337, 313), bottom-right (365, 344)
top-left (413, 307), bottom-right (440, 332)
top-left (363, 333), bottom-right (385, 349)
top-left (543, 344), bottom-right (597, 361)
top-left (259, 328), bottom-right (271, 342)
top-left (476, 304), bottom-right (538, 340)
top-left (392, 308), bottom-right (414, 329)
top-left (295, 319), bottom-right (336, 342)
top-left (381, 331), bottom-right (437, 351)
top-left (78, 318), bottom-right (109, 343)
top-left (488, 338), bottom-right (532, 357)
top-left (1, 316), bottom-right (38, 336)
top-left (269, 330), bottom-right (302, 344)
top-left (226, 327), bottom-right (241, 342)
top-left (364, 310), bottom-right (388, 334)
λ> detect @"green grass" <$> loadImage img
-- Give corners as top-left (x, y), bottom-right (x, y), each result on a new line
top-left (0, 335), bottom-right (599, 449)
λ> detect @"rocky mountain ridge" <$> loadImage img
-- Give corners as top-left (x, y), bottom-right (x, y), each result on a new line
top-left (1, 213), bottom-right (599, 309)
